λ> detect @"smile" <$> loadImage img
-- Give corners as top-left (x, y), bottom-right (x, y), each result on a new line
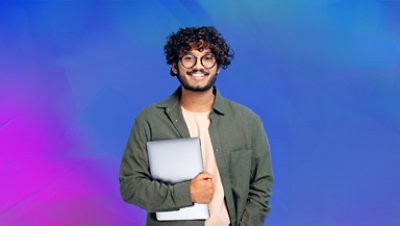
top-left (187, 72), bottom-right (208, 81)
top-left (191, 72), bottom-right (206, 77)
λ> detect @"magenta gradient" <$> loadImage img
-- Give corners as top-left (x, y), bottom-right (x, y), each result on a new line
top-left (0, 74), bottom-right (144, 225)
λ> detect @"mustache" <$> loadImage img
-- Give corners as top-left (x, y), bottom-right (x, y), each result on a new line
top-left (187, 69), bottom-right (210, 76)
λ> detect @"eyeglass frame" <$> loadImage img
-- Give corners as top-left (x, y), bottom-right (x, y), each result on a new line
top-left (178, 52), bottom-right (217, 69)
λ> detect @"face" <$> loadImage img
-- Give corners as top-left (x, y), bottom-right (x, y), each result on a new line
top-left (173, 49), bottom-right (219, 92)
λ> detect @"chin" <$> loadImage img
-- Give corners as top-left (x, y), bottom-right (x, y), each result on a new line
top-left (184, 85), bottom-right (213, 92)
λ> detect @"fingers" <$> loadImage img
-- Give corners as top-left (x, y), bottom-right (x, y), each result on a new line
top-left (196, 172), bottom-right (213, 180)
top-left (190, 172), bottom-right (215, 204)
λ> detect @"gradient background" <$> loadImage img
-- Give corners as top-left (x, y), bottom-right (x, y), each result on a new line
top-left (1, 1), bottom-right (399, 226)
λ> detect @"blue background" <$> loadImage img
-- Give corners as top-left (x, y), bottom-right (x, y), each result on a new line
top-left (0, 1), bottom-right (399, 225)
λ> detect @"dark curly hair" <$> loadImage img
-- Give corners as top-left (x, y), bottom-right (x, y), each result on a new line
top-left (164, 26), bottom-right (234, 76)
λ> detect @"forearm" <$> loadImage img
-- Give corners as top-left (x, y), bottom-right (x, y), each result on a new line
top-left (239, 175), bottom-right (273, 225)
top-left (120, 173), bottom-right (193, 212)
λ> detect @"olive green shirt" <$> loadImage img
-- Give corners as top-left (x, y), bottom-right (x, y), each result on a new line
top-left (119, 87), bottom-right (273, 226)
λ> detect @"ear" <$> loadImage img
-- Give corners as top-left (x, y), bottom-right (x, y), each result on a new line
top-left (172, 63), bottom-right (178, 74)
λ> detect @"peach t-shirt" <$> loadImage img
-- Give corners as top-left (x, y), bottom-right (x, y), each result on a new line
top-left (181, 106), bottom-right (230, 226)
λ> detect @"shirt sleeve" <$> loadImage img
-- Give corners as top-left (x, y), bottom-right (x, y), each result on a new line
top-left (239, 115), bottom-right (274, 225)
top-left (119, 115), bottom-right (194, 212)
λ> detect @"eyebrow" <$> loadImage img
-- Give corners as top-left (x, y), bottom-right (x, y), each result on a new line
top-left (184, 50), bottom-right (212, 55)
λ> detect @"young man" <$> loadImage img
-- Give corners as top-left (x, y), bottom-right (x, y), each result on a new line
top-left (119, 26), bottom-right (273, 226)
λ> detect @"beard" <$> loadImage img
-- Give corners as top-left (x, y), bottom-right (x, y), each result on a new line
top-left (176, 69), bottom-right (218, 92)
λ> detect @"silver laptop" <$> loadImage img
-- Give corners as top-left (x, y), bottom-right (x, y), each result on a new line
top-left (146, 137), bottom-right (209, 221)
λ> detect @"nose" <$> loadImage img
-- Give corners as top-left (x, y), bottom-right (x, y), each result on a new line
top-left (193, 57), bottom-right (204, 69)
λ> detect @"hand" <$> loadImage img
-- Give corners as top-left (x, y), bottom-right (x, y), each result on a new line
top-left (190, 172), bottom-right (214, 204)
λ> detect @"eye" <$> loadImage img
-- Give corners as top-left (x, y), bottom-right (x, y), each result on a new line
top-left (182, 55), bottom-right (196, 62)
top-left (203, 54), bottom-right (215, 61)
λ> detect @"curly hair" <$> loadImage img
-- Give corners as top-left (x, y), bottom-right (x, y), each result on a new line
top-left (164, 26), bottom-right (234, 76)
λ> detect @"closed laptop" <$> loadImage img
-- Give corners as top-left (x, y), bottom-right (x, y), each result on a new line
top-left (146, 137), bottom-right (209, 221)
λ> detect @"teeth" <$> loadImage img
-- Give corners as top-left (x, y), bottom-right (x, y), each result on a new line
top-left (191, 73), bottom-right (204, 81)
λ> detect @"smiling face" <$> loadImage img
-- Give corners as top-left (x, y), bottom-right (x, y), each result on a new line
top-left (173, 49), bottom-right (219, 92)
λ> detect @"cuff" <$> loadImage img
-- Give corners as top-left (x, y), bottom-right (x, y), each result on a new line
top-left (173, 180), bottom-right (194, 208)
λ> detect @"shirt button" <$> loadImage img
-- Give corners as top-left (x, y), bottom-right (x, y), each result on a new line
top-left (216, 148), bottom-right (219, 152)
top-left (175, 119), bottom-right (178, 123)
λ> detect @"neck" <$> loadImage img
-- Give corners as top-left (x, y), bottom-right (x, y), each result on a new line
top-left (180, 86), bottom-right (215, 112)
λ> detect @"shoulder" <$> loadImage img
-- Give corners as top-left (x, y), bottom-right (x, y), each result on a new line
top-left (135, 101), bottom-right (166, 122)
top-left (222, 97), bottom-right (262, 123)
top-left (135, 87), bottom-right (180, 122)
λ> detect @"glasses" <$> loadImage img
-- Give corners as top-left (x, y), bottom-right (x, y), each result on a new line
top-left (179, 53), bottom-right (217, 69)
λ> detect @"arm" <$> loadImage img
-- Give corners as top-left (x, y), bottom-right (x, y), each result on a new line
top-left (119, 116), bottom-right (194, 212)
top-left (240, 116), bottom-right (274, 225)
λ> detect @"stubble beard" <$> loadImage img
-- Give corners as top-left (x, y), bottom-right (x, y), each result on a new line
top-left (177, 70), bottom-right (217, 92)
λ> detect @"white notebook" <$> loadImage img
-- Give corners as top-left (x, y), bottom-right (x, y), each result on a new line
top-left (146, 137), bottom-right (209, 221)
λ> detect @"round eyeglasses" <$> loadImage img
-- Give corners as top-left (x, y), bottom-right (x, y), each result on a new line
top-left (179, 53), bottom-right (217, 69)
